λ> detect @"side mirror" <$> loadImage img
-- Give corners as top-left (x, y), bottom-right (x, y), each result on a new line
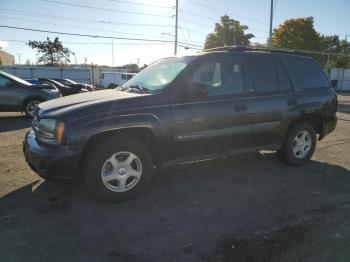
top-left (185, 82), bottom-right (208, 99)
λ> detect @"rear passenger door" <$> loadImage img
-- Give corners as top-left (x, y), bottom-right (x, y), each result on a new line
top-left (246, 53), bottom-right (296, 148)
top-left (171, 54), bottom-right (252, 158)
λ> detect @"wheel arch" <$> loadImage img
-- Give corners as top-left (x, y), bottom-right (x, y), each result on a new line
top-left (285, 113), bottom-right (323, 139)
top-left (79, 126), bottom-right (164, 177)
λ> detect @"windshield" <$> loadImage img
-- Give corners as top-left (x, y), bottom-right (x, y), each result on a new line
top-left (0, 71), bottom-right (32, 86)
top-left (65, 79), bottom-right (77, 84)
top-left (122, 56), bottom-right (195, 93)
top-left (48, 79), bottom-right (66, 87)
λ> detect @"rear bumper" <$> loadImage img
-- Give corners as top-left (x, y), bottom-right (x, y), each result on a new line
top-left (23, 130), bottom-right (83, 180)
top-left (319, 113), bottom-right (337, 140)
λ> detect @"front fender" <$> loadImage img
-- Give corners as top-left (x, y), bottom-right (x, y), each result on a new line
top-left (65, 113), bottom-right (168, 145)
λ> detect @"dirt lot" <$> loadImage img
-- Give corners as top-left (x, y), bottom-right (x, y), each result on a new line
top-left (1, 94), bottom-right (350, 262)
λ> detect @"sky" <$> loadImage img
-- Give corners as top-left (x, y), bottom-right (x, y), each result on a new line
top-left (0, 0), bottom-right (349, 66)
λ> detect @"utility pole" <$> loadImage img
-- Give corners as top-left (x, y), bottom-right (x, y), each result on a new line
top-left (174, 0), bottom-right (179, 55)
top-left (17, 52), bottom-right (22, 65)
top-left (268, 0), bottom-right (273, 48)
top-left (111, 39), bottom-right (115, 68)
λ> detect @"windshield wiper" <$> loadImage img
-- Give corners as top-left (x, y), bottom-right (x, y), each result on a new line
top-left (120, 85), bottom-right (150, 94)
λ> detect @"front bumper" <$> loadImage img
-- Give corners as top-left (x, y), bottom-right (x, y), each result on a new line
top-left (23, 130), bottom-right (83, 180)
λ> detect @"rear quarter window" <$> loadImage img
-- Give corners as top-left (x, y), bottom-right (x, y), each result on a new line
top-left (289, 57), bottom-right (330, 89)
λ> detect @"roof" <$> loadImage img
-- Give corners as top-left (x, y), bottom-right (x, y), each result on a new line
top-left (202, 45), bottom-right (307, 56)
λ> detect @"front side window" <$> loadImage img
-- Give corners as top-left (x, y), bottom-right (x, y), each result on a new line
top-left (0, 75), bottom-right (11, 87)
top-left (188, 57), bottom-right (244, 97)
top-left (122, 56), bottom-right (195, 93)
top-left (0, 71), bottom-right (31, 86)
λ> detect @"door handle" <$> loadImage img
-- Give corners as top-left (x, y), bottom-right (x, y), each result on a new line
top-left (234, 104), bottom-right (247, 111)
top-left (287, 99), bottom-right (297, 106)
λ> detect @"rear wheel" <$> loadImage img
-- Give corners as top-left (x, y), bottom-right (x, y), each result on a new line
top-left (280, 122), bottom-right (316, 166)
top-left (24, 99), bottom-right (41, 117)
top-left (84, 137), bottom-right (153, 202)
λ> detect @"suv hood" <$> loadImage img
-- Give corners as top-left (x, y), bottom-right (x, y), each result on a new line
top-left (38, 89), bottom-right (145, 116)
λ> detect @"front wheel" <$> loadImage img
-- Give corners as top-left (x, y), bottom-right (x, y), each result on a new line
top-left (84, 137), bottom-right (153, 202)
top-left (24, 99), bottom-right (41, 117)
top-left (280, 122), bottom-right (316, 166)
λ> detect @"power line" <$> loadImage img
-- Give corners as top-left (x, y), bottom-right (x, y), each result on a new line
top-left (41, 0), bottom-right (173, 18)
top-left (183, 0), bottom-right (269, 25)
top-left (108, 0), bottom-right (174, 9)
top-left (179, 17), bottom-right (269, 34)
top-left (3, 39), bottom-right (173, 46)
top-left (0, 15), bottom-right (175, 40)
top-left (0, 25), bottom-right (203, 48)
top-left (180, 9), bottom-right (217, 22)
top-left (0, 8), bottom-right (174, 28)
top-left (179, 9), bottom-right (193, 42)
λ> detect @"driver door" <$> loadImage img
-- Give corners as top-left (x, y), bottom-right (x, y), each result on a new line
top-left (170, 54), bottom-right (252, 158)
top-left (0, 75), bottom-right (20, 111)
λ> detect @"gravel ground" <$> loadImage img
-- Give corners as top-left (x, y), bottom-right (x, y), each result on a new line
top-left (1, 94), bottom-right (350, 262)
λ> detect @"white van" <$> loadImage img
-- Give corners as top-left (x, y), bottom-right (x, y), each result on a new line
top-left (101, 72), bottom-right (136, 88)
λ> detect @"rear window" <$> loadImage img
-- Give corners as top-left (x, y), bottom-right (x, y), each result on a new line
top-left (289, 57), bottom-right (329, 89)
top-left (250, 54), bottom-right (278, 92)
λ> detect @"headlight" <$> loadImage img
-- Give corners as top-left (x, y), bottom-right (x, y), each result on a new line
top-left (33, 118), bottom-right (65, 145)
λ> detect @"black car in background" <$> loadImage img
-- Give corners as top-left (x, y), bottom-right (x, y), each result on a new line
top-left (52, 78), bottom-right (95, 91)
top-left (24, 46), bottom-right (337, 202)
top-left (0, 71), bottom-right (61, 117)
top-left (27, 78), bottom-right (89, 96)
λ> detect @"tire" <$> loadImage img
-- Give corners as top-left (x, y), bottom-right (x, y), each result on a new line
top-left (108, 83), bottom-right (118, 89)
top-left (280, 122), bottom-right (316, 166)
top-left (24, 98), bottom-right (42, 117)
top-left (84, 137), bottom-right (153, 203)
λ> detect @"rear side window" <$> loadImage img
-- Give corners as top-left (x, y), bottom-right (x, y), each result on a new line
top-left (274, 58), bottom-right (293, 91)
top-left (250, 54), bottom-right (278, 92)
top-left (289, 57), bottom-right (329, 89)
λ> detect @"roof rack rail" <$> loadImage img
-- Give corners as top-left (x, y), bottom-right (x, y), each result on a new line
top-left (202, 45), bottom-right (307, 55)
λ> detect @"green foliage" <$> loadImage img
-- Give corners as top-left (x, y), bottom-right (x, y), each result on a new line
top-left (272, 17), bottom-right (320, 50)
top-left (272, 17), bottom-right (350, 70)
top-left (27, 37), bottom-right (74, 66)
top-left (204, 15), bottom-right (254, 49)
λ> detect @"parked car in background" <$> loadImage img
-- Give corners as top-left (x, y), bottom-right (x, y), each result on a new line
top-left (52, 78), bottom-right (95, 91)
top-left (23, 46), bottom-right (337, 202)
top-left (26, 78), bottom-right (89, 96)
top-left (0, 71), bottom-right (61, 117)
top-left (101, 72), bottom-right (136, 88)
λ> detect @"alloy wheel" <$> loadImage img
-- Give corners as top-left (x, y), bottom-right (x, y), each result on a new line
top-left (101, 151), bottom-right (142, 192)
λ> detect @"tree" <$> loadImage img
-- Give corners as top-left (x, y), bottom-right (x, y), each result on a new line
top-left (140, 64), bottom-right (148, 70)
top-left (272, 17), bottom-right (350, 70)
top-left (118, 63), bottom-right (139, 72)
top-left (27, 37), bottom-right (74, 66)
top-left (320, 36), bottom-right (350, 69)
top-left (272, 17), bottom-right (320, 51)
top-left (204, 15), bottom-right (254, 49)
